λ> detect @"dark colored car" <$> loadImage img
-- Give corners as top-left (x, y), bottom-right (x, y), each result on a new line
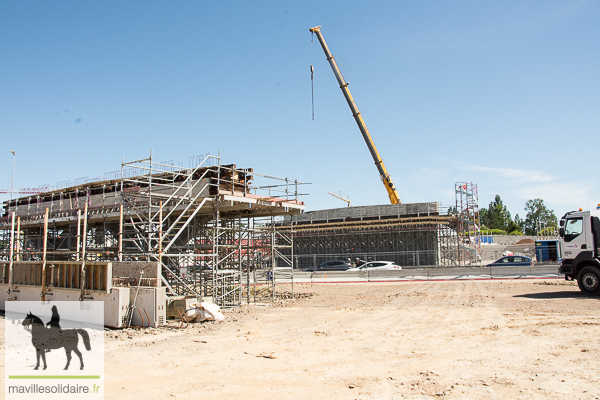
top-left (304, 260), bottom-right (353, 272)
top-left (486, 256), bottom-right (534, 267)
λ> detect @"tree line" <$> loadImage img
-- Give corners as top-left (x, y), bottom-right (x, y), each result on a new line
top-left (449, 196), bottom-right (558, 236)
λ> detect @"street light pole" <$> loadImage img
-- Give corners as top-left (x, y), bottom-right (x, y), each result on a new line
top-left (10, 150), bottom-right (16, 203)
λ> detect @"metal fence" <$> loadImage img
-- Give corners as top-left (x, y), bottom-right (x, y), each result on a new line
top-left (289, 263), bottom-right (561, 283)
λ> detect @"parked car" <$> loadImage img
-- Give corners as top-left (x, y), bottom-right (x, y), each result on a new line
top-left (486, 255), bottom-right (533, 267)
top-left (347, 261), bottom-right (402, 271)
top-left (305, 260), bottom-right (354, 272)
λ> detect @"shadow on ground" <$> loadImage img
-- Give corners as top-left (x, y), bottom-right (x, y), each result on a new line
top-left (514, 291), bottom-right (599, 300)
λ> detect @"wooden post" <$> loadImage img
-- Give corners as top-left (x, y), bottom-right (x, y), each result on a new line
top-left (7, 211), bottom-right (15, 299)
top-left (15, 216), bottom-right (21, 261)
top-left (41, 207), bottom-right (49, 301)
top-left (80, 202), bottom-right (88, 300)
top-left (118, 204), bottom-right (123, 262)
top-left (76, 209), bottom-right (81, 261)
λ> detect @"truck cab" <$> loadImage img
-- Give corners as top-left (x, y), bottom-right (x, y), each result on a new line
top-left (558, 209), bottom-right (600, 295)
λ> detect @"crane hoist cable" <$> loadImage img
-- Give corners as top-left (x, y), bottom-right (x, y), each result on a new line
top-left (311, 65), bottom-right (314, 120)
top-left (309, 25), bottom-right (402, 205)
top-left (311, 31), bottom-right (315, 120)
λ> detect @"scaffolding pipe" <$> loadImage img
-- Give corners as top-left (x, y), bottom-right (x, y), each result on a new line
top-left (119, 204), bottom-right (123, 262)
top-left (159, 201), bottom-right (163, 267)
top-left (40, 207), bottom-right (49, 301)
top-left (76, 209), bottom-right (81, 261)
top-left (7, 211), bottom-right (15, 299)
top-left (15, 216), bottom-right (21, 261)
top-left (147, 150), bottom-right (153, 262)
top-left (271, 219), bottom-right (275, 300)
top-left (80, 202), bottom-right (88, 301)
top-left (0, 152), bottom-right (301, 305)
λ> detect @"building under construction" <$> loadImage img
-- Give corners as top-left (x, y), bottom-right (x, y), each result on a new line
top-left (1, 153), bottom-right (479, 326)
top-left (283, 202), bottom-right (459, 269)
top-left (0, 154), bottom-right (305, 324)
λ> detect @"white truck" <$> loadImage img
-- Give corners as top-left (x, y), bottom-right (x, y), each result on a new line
top-left (558, 209), bottom-right (600, 295)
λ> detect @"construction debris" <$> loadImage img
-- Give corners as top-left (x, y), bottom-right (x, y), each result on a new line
top-left (181, 302), bottom-right (224, 323)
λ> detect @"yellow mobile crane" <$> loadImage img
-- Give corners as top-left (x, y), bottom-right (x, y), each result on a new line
top-left (310, 26), bottom-right (401, 204)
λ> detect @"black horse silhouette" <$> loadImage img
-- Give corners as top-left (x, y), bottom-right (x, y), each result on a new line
top-left (22, 312), bottom-right (91, 370)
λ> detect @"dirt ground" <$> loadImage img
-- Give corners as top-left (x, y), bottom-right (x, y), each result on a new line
top-left (2, 279), bottom-right (600, 399)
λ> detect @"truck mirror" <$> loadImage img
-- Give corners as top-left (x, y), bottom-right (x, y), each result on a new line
top-left (559, 227), bottom-right (565, 237)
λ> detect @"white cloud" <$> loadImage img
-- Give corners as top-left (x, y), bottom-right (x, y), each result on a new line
top-left (515, 182), bottom-right (594, 208)
top-left (455, 165), bottom-right (553, 183)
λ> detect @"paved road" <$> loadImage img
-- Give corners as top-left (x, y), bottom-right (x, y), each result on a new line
top-left (271, 263), bottom-right (562, 284)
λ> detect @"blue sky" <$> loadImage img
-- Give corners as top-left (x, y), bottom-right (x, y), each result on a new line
top-left (1, 1), bottom-right (599, 221)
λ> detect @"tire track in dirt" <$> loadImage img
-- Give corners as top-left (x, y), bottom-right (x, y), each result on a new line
top-left (98, 281), bottom-right (600, 400)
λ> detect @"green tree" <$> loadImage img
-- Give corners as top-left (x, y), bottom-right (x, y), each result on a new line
top-left (479, 208), bottom-right (489, 229)
top-left (480, 195), bottom-right (512, 232)
top-left (523, 199), bottom-right (557, 235)
top-left (506, 219), bottom-right (521, 234)
top-left (512, 214), bottom-right (525, 234)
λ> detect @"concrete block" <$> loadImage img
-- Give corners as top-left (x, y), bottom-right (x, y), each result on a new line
top-left (0, 284), bottom-right (131, 328)
top-left (128, 287), bottom-right (166, 327)
top-left (98, 287), bottom-right (131, 328)
top-left (112, 261), bottom-right (160, 279)
top-left (166, 297), bottom-right (200, 320)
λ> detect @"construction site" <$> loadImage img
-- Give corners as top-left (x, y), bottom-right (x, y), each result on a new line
top-left (285, 181), bottom-right (483, 270)
top-left (2, 4), bottom-right (597, 397)
top-left (0, 154), bottom-right (308, 325)
top-left (0, 151), bottom-right (486, 325)
top-left (0, 27), bottom-right (488, 327)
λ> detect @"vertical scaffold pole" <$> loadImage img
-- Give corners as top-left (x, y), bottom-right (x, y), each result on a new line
top-left (238, 216), bottom-right (242, 305)
top-left (148, 150), bottom-right (153, 261)
top-left (80, 202), bottom-right (88, 301)
top-left (159, 201), bottom-right (163, 267)
top-left (41, 207), bottom-right (49, 301)
top-left (76, 210), bottom-right (81, 261)
top-left (291, 219), bottom-right (294, 296)
top-left (246, 217), bottom-right (250, 304)
top-left (119, 204), bottom-right (123, 262)
top-left (15, 216), bottom-right (21, 261)
top-left (7, 211), bottom-right (15, 299)
top-left (271, 215), bottom-right (276, 300)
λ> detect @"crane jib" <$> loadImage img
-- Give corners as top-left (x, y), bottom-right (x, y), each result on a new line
top-left (310, 26), bottom-right (401, 205)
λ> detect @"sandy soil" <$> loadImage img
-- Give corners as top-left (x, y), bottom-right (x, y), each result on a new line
top-left (2, 279), bottom-right (600, 399)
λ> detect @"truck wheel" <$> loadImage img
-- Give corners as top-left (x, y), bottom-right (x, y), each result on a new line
top-left (577, 266), bottom-right (600, 296)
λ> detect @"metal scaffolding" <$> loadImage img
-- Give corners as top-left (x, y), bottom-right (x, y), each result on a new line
top-left (455, 182), bottom-right (481, 266)
top-left (0, 153), bottom-right (305, 307)
top-left (282, 203), bottom-right (459, 268)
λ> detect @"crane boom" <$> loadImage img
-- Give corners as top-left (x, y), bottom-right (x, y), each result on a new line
top-left (310, 26), bottom-right (401, 205)
top-left (327, 191), bottom-right (351, 207)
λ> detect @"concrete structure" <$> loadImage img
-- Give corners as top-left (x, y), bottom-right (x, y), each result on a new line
top-left (281, 202), bottom-right (462, 269)
top-left (1, 154), bottom-right (306, 319)
top-left (0, 260), bottom-right (166, 327)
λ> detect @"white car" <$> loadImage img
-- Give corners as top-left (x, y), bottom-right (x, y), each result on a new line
top-left (347, 261), bottom-right (402, 271)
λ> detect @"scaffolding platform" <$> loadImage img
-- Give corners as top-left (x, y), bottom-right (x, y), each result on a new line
top-left (1, 154), bottom-right (306, 308)
top-left (279, 203), bottom-right (460, 269)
